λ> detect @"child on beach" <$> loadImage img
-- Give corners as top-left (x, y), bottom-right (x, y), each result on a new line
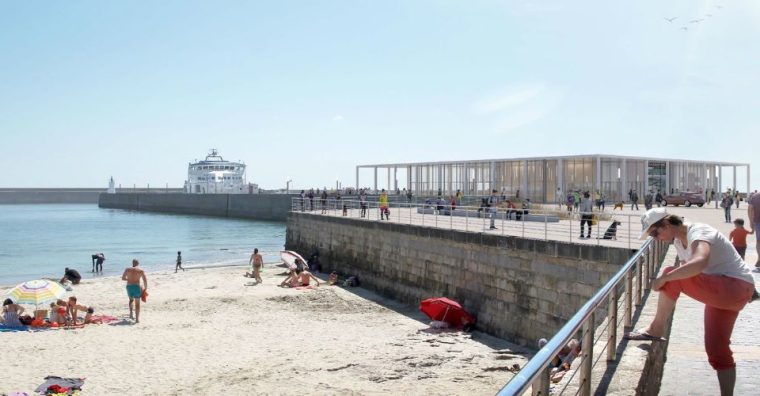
top-left (729, 218), bottom-right (753, 260)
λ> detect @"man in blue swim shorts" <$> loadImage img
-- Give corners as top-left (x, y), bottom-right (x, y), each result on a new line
top-left (122, 259), bottom-right (148, 323)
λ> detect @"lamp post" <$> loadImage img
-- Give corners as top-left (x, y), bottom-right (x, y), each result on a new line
top-left (286, 179), bottom-right (293, 194)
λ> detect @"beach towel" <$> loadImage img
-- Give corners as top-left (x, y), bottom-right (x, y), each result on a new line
top-left (34, 376), bottom-right (85, 395)
top-left (90, 314), bottom-right (119, 324)
top-left (0, 324), bottom-right (28, 332)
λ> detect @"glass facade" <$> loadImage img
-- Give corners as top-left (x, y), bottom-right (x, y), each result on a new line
top-left (361, 156), bottom-right (748, 202)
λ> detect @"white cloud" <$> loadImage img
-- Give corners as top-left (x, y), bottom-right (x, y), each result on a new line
top-left (471, 83), bottom-right (563, 134)
top-left (471, 84), bottom-right (546, 114)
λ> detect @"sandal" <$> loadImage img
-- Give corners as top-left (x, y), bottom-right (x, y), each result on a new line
top-left (624, 329), bottom-right (666, 342)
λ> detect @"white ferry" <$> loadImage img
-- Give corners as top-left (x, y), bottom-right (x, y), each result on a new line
top-left (186, 149), bottom-right (247, 194)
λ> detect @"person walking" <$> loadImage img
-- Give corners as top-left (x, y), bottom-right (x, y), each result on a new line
top-left (379, 189), bottom-right (389, 220)
top-left (359, 189), bottom-right (368, 218)
top-left (734, 191), bottom-right (740, 209)
top-left (320, 189), bottom-right (328, 214)
top-left (627, 208), bottom-right (756, 396)
top-left (175, 251), bottom-right (185, 273)
top-left (122, 259), bottom-right (148, 323)
top-left (247, 248), bottom-right (263, 283)
top-left (488, 189), bottom-right (499, 230)
top-left (721, 193), bottom-right (733, 223)
top-left (308, 189), bottom-right (314, 211)
top-left (748, 191), bottom-right (760, 269)
top-left (579, 192), bottom-right (593, 239)
top-left (630, 190), bottom-right (639, 211)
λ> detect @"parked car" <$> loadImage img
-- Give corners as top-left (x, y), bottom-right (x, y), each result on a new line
top-left (662, 192), bottom-right (705, 207)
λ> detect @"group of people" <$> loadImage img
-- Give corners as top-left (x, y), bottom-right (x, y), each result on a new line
top-left (1, 296), bottom-right (100, 328)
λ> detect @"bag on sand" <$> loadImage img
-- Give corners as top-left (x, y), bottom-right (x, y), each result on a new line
top-left (344, 275), bottom-right (360, 287)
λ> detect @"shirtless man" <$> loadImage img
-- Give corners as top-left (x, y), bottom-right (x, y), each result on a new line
top-left (122, 259), bottom-right (148, 323)
top-left (246, 248), bottom-right (263, 283)
top-left (298, 269), bottom-right (320, 287)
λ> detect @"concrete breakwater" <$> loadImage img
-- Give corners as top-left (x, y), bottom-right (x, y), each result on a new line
top-left (0, 188), bottom-right (184, 204)
top-left (98, 192), bottom-right (295, 222)
top-left (286, 212), bottom-right (634, 345)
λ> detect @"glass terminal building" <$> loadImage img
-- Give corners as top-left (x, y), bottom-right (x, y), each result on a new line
top-left (356, 155), bottom-right (750, 203)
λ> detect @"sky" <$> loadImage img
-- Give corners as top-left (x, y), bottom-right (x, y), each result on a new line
top-left (1, 0), bottom-right (758, 191)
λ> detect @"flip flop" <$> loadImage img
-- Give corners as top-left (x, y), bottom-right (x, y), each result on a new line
top-left (624, 329), bottom-right (666, 342)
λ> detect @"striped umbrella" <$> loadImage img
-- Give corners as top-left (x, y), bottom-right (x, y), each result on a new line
top-left (5, 279), bottom-right (67, 307)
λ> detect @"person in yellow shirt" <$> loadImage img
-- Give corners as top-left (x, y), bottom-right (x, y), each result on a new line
top-left (379, 189), bottom-right (389, 220)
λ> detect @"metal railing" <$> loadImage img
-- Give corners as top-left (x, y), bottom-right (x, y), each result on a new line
top-left (291, 198), bottom-right (644, 249)
top-left (497, 238), bottom-right (667, 396)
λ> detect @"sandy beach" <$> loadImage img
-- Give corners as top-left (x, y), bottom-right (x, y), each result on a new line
top-left (0, 264), bottom-right (525, 395)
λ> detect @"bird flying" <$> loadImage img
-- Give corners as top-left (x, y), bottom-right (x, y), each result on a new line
top-left (664, 17), bottom-right (678, 23)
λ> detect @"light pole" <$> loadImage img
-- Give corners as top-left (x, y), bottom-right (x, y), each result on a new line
top-left (286, 179), bottom-right (293, 194)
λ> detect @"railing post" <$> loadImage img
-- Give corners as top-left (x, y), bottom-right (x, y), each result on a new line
top-left (643, 251), bottom-right (650, 290)
top-left (580, 313), bottom-right (594, 396)
top-left (532, 366), bottom-right (550, 396)
top-left (628, 215), bottom-right (632, 249)
top-left (544, 213), bottom-right (548, 241)
top-left (624, 270), bottom-right (633, 329)
top-left (607, 289), bottom-right (618, 362)
top-left (635, 256), bottom-right (643, 306)
top-left (465, 206), bottom-right (468, 231)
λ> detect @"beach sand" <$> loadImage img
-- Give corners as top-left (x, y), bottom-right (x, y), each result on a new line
top-left (1, 265), bottom-right (526, 395)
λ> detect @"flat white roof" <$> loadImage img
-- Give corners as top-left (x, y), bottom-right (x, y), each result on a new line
top-left (357, 154), bottom-right (749, 168)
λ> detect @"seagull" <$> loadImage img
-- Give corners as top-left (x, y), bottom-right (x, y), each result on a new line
top-left (690, 19), bottom-right (704, 23)
top-left (664, 17), bottom-right (678, 23)
top-left (681, 26), bottom-right (688, 31)
top-left (716, 5), bottom-right (723, 9)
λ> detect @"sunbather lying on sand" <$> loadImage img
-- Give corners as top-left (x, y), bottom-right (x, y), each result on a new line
top-left (279, 270), bottom-right (300, 288)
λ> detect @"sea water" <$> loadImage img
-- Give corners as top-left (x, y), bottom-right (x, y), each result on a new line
top-left (0, 204), bottom-right (286, 286)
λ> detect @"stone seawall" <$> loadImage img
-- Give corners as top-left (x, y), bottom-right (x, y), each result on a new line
top-left (286, 212), bottom-right (634, 345)
top-left (98, 193), bottom-right (295, 222)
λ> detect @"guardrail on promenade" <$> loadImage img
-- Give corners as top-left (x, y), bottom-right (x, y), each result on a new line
top-left (497, 238), bottom-right (667, 395)
top-left (290, 198), bottom-right (644, 249)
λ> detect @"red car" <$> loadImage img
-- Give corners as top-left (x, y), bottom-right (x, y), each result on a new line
top-left (662, 192), bottom-right (705, 207)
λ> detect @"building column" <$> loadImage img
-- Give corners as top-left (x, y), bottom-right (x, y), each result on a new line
top-left (747, 165), bottom-right (751, 194)
top-left (621, 159), bottom-right (627, 202)
top-left (490, 161), bottom-right (495, 193)
top-left (733, 166), bottom-right (737, 192)
top-left (644, 160), bottom-right (649, 194)
top-left (596, 156), bottom-right (602, 194)
top-left (702, 163), bottom-right (707, 195)
top-left (355, 167), bottom-right (360, 191)
top-left (374, 167), bottom-right (378, 192)
top-left (665, 161), bottom-right (670, 195)
top-left (557, 158), bottom-right (564, 198)
top-left (719, 166), bottom-right (723, 194)
top-left (387, 168), bottom-right (391, 192)
top-left (393, 167), bottom-right (398, 191)
top-left (522, 160), bottom-right (528, 199)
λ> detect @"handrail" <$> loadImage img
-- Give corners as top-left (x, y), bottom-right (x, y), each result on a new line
top-left (496, 237), bottom-right (665, 395)
top-left (290, 197), bottom-right (643, 248)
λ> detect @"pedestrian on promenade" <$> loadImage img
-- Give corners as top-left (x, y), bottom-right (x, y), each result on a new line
top-left (359, 189), bottom-right (368, 218)
top-left (734, 191), bottom-right (740, 209)
top-left (488, 189), bottom-right (498, 230)
top-left (579, 192), bottom-right (593, 239)
top-left (748, 191), bottom-right (760, 268)
top-left (308, 189), bottom-right (314, 211)
top-left (379, 189), bottom-right (389, 220)
top-left (122, 259), bottom-right (148, 323)
top-left (721, 193), bottom-right (733, 223)
top-left (299, 190), bottom-right (305, 211)
top-left (627, 208), bottom-right (756, 396)
top-left (630, 190), bottom-right (639, 211)
top-left (320, 189), bottom-right (328, 214)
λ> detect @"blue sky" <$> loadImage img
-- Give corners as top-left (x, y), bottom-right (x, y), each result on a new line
top-left (1, 0), bottom-right (757, 190)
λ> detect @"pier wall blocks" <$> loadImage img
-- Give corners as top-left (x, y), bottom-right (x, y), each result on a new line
top-left (286, 212), bottom-right (633, 345)
top-left (98, 193), bottom-right (294, 221)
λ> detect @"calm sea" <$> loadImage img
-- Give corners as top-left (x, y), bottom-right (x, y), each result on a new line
top-left (0, 204), bottom-right (286, 286)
